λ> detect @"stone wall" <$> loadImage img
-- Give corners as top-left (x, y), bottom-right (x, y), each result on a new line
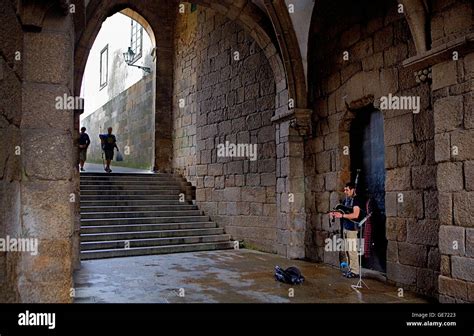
top-left (0, 0), bottom-right (23, 302)
top-left (20, 10), bottom-right (76, 304)
top-left (0, 0), bottom-right (76, 302)
top-left (307, 0), bottom-right (440, 297)
top-left (173, 7), bottom-right (278, 252)
top-left (81, 75), bottom-right (154, 170)
top-left (430, 0), bottom-right (473, 303)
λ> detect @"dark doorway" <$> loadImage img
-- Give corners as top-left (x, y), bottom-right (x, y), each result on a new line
top-left (350, 106), bottom-right (387, 273)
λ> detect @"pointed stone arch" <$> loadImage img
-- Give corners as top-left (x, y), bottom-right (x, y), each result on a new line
top-left (74, 1), bottom-right (168, 98)
top-left (188, 0), bottom-right (292, 109)
top-left (399, 0), bottom-right (430, 54)
top-left (75, 0), bottom-right (299, 171)
top-left (77, 0), bottom-right (293, 111)
top-left (74, 0), bottom-right (175, 170)
top-left (75, 0), bottom-right (311, 259)
top-left (263, 0), bottom-right (308, 109)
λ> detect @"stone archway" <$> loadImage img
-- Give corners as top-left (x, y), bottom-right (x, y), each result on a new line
top-left (306, 0), bottom-right (443, 296)
top-left (79, 9), bottom-right (157, 170)
top-left (76, 0), bottom-right (298, 172)
top-left (189, 0), bottom-right (288, 88)
top-left (75, 0), bottom-right (311, 259)
top-left (120, 8), bottom-right (156, 49)
top-left (184, 0), bottom-right (310, 110)
top-left (186, 0), bottom-right (310, 258)
top-left (398, 0), bottom-right (429, 54)
top-left (263, 0), bottom-right (308, 109)
top-left (75, 0), bottom-right (175, 171)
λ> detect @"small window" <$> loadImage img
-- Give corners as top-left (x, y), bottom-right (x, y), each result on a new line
top-left (130, 19), bottom-right (143, 63)
top-left (99, 45), bottom-right (108, 89)
top-left (191, 3), bottom-right (197, 12)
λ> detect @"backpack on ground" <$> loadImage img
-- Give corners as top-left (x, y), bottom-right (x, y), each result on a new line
top-left (274, 266), bottom-right (305, 285)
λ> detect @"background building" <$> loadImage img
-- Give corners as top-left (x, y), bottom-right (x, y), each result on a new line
top-left (80, 12), bottom-right (155, 169)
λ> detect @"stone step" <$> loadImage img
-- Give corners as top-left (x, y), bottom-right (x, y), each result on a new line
top-left (80, 189), bottom-right (182, 196)
top-left (81, 215), bottom-right (210, 226)
top-left (81, 222), bottom-right (218, 234)
top-left (81, 227), bottom-right (225, 242)
top-left (80, 174), bottom-right (183, 181)
top-left (80, 172), bottom-right (173, 177)
top-left (80, 180), bottom-right (184, 186)
top-left (80, 200), bottom-right (189, 206)
top-left (80, 205), bottom-right (199, 212)
top-left (81, 210), bottom-right (203, 219)
top-left (79, 172), bottom-right (230, 260)
top-left (80, 178), bottom-right (190, 185)
top-left (81, 234), bottom-right (232, 251)
top-left (80, 194), bottom-right (180, 201)
top-left (80, 179), bottom-right (188, 185)
top-left (80, 184), bottom-right (183, 190)
top-left (80, 241), bottom-right (235, 260)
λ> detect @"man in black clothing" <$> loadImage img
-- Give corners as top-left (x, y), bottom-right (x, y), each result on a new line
top-left (100, 127), bottom-right (119, 173)
top-left (330, 182), bottom-right (363, 278)
top-left (78, 127), bottom-right (90, 172)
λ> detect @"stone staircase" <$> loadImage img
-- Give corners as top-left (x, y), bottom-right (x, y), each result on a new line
top-left (80, 172), bottom-right (234, 260)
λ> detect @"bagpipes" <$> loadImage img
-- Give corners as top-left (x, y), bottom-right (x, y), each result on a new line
top-left (330, 204), bottom-right (357, 223)
top-left (329, 169), bottom-right (362, 234)
top-left (328, 169), bottom-right (375, 258)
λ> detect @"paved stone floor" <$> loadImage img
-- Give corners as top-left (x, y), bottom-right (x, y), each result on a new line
top-left (74, 249), bottom-right (430, 303)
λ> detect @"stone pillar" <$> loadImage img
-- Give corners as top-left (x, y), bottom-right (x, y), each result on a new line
top-left (394, 0), bottom-right (473, 302)
top-left (433, 52), bottom-right (474, 303)
top-left (16, 3), bottom-right (75, 302)
top-left (0, 0), bottom-right (24, 302)
top-left (274, 108), bottom-right (312, 259)
top-left (153, 43), bottom-right (174, 172)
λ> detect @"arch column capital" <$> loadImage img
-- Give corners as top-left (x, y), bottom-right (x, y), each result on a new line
top-left (18, 0), bottom-right (70, 31)
top-left (272, 108), bottom-right (312, 138)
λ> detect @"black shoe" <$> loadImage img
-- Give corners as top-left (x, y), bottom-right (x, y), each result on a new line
top-left (80, 168), bottom-right (85, 172)
top-left (345, 272), bottom-right (359, 278)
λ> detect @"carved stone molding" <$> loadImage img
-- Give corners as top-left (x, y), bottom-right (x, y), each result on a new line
top-left (272, 108), bottom-right (312, 137)
top-left (414, 67), bottom-right (432, 83)
top-left (347, 95), bottom-right (375, 111)
top-left (18, 0), bottom-right (70, 31)
top-left (403, 33), bottom-right (474, 71)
